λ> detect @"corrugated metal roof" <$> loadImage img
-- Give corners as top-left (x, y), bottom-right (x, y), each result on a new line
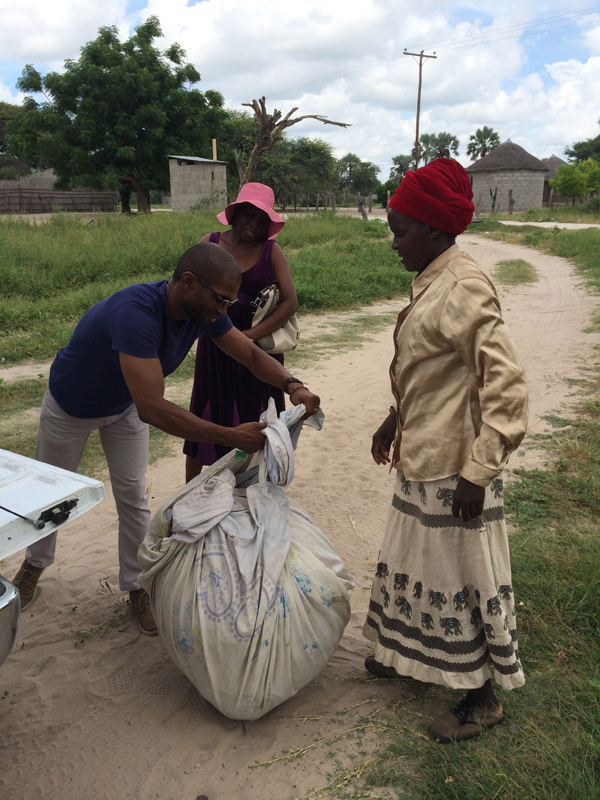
top-left (167, 155), bottom-right (228, 165)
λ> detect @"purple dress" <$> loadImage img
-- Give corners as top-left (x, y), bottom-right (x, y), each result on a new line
top-left (183, 233), bottom-right (285, 466)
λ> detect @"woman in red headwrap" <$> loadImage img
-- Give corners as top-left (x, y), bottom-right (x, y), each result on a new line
top-left (363, 159), bottom-right (529, 743)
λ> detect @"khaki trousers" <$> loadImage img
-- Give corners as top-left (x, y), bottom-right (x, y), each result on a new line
top-left (26, 389), bottom-right (151, 591)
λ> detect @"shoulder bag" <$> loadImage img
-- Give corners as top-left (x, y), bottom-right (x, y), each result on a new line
top-left (250, 282), bottom-right (300, 354)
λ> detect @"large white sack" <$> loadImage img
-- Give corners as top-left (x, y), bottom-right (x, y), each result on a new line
top-left (138, 402), bottom-right (353, 720)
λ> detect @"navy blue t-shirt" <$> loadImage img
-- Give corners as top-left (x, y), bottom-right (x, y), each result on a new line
top-left (49, 280), bottom-right (232, 418)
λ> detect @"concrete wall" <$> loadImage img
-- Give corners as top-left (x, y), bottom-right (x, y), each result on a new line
top-left (470, 169), bottom-right (546, 214)
top-left (168, 159), bottom-right (227, 213)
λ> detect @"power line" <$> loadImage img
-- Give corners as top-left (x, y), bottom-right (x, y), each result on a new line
top-left (405, 6), bottom-right (600, 52)
top-left (270, 6), bottom-right (600, 99)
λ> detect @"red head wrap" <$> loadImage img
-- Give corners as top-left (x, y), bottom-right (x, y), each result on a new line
top-left (388, 158), bottom-right (474, 235)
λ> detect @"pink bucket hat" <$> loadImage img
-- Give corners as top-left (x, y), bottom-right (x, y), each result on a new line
top-left (217, 182), bottom-right (285, 239)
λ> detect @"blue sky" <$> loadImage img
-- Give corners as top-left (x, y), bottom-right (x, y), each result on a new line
top-left (1, 0), bottom-right (600, 177)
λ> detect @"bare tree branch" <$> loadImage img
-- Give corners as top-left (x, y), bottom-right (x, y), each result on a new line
top-left (239, 96), bottom-right (351, 185)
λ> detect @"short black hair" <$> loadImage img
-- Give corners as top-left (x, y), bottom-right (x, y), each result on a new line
top-left (172, 242), bottom-right (241, 284)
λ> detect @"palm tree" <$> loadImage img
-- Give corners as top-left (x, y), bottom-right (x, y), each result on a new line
top-left (430, 132), bottom-right (460, 159)
top-left (389, 154), bottom-right (413, 181)
top-left (418, 132), bottom-right (459, 163)
top-left (467, 126), bottom-right (500, 161)
top-left (418, 133), bottom-right (436, 165)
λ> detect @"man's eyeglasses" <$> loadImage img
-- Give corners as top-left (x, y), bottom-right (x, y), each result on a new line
top-left (191, 272), bottom-right (237, 308)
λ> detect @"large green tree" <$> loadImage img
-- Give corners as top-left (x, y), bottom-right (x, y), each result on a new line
top-left (337, 153), bottom-right (380, 195)
top-left (564, 119), bottom-right (600, 163)
top-left (376, 178), bottom-right (399, 208)
top-left (565, 136), bottom-right (600, 162)
top-left (577, 157), bottom-right (600, 195)
top-left (0, 102), bottom-right (21, 156)
top-left (219, 109), bottom-right (258, 196)
top-left (550, 163), bottom-right (588, 203)
top-left (0, 101), bottom-right (41, 179)
top-left (550, 158), bottom-right (600, 203)
top-left (246, 136), bottom-right (338, 209)
top-left (8, 17), bottom-right (226, 212)
top-left (288, 137), bottom-right (338, 207)
top-left (467, 126), bottom-right (500, 161)
top-left (251, 137), bottom-right (295, 203)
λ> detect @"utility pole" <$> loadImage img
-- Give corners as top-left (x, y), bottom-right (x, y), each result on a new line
top-left (404, 49), bottom-right (437, 169)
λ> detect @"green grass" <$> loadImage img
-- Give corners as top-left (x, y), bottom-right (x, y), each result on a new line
top-left (486, 203), bottom-right (600, 224)
top-left (0, 211), bottom-right (410, 363)
top-left (0, 375), bottom-right (47, 414)
top-left (494, 258), bottom-right (538, 285)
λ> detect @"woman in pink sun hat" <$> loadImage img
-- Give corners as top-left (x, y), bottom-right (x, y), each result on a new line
top-left (217, 182), bottom-right (285, 239)
top-left (183, 182), bottom-right (298, 482)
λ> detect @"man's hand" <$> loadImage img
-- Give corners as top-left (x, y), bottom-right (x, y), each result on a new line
top-left (452, 476), bottom-right (485, 522)
top-left (232, 422), bottom-right (268, 453)
top-left (371, 412), bottom-right (396, 465)
top-left (288, 386), bottom-right (320, 417)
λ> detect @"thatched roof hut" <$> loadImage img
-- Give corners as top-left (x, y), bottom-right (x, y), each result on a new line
top-left (541, 155), bottom-right (567, 180)
top-left (466, 140), bottom-right (548, 174)
top-left (466, 140), bottom-right (548, 214)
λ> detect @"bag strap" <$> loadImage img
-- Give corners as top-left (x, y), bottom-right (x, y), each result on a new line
top-left (250, 282), bottom-right (280, 320)
top-left (252, 282), bottom-right (279, 305)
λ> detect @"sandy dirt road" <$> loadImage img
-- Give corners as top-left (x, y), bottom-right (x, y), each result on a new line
top-left (1, 230), bottom-right (598, 800)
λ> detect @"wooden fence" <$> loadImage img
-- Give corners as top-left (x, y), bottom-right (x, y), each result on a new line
top-left (0, 188), bottom-right (117, 215)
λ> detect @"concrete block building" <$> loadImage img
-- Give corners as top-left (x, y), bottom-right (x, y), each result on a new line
top-left (167, 155), bottom-right (227, 213)
top-left (466, 141), bottom-right (548, 214)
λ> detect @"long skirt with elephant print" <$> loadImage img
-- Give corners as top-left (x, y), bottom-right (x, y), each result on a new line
top-left (363, 471), bottom-right (524, 691)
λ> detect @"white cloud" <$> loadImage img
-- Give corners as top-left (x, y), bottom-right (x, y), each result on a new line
top-left (1, 0), bottom-right (600, 173)
top-left (0, 0), bottom-right (131, 66)
top-left (582, 22), bottom-right (600, 53)
top-left (0, 82), bottom-right (25, 105)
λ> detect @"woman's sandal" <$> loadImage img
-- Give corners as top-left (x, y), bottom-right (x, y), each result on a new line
top-left (364, 656), bottom-right (400, 679)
